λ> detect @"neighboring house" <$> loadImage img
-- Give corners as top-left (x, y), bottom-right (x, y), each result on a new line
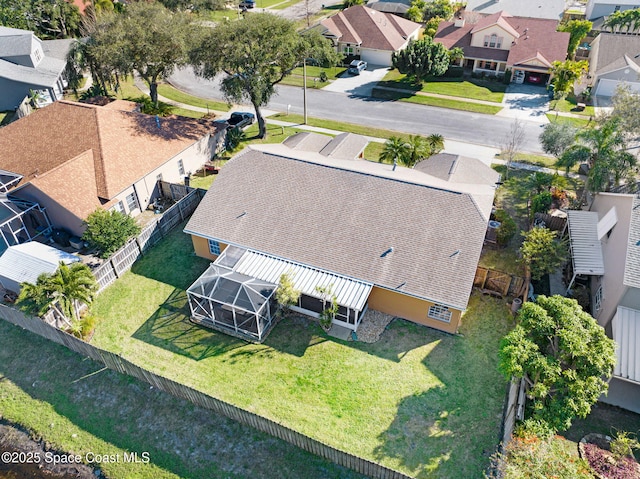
top-left (565, 192), bottom-right (640, 413)
top-left (0, 26), bottom-right (74, 111)
top-left (0, 242), bottom-right (80, 293)
top-left (586, 0), bottom-right (640, 20)
top-left (464, 0), bottom-right (566, 20)
top-left (435, 11), bottom-right (570, 83)
top-left (0, 100), bottom-right (226, 237)
top-left (366, 0), bottom-right (411, 17)
top-left (319, 5), bottom-right (421, 66)
top-left (587, 33), bottom-right (640, 97)
top-left (183, 133), bottom-right (498, 342)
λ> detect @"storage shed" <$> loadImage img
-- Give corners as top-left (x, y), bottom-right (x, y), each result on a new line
top-left (0, 241), bottom-right (80, 293)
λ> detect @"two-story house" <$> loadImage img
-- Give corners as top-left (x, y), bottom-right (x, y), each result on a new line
top-left (586, 0), bottom-right (640, 20)
top-left (0, 26), bottom-right (74, 111)
top-left (435, 11), bottom-right (569, 84)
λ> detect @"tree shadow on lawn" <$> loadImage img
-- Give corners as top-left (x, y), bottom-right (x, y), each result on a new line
top-left (0, 321), bottom-right (366, 479)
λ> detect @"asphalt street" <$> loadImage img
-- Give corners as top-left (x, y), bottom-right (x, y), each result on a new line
top-left (169, 67), bottom-right (546, 153)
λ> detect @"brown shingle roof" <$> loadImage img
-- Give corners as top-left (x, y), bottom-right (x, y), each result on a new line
top-left (0, 100), bottom-right (222, 201)
top-left (185, 148), bottom-right (491, 310)
top-left (435, 11), bottom-right (568, 68)
top-left (321, 5), bottom-right (420, 51)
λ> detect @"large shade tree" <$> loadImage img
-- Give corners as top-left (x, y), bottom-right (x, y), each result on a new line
top-left (190, 14), bottom-right (339, 138)
top-left (499, 295), bottom-right (616, 435)
top-left (392, 37), bottom-right (450, 85)
top-left (550, 60), bottom-right (588, 104)
top-left (539, 122), bottom-right (578, 158)
top-left (0, 0), bottom-right (81, 38)
top-left (558, 20), bottom-right (592, 58)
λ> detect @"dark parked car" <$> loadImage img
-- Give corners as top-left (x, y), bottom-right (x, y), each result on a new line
top-left (239, 0), bottom-right (255, 8)
top-left (215, 112), bottom-right (255, 130)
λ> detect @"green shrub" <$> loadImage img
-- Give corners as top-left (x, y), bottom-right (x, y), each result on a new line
top-left (82, 209), bottom-right (142, 259)
top-left (531, 192), bottom-right (553, 215)
top-left (444, 65), bottom-right (464, 78)
top-left (129, 96), bottom-right (174, 116)
top-left (225, 126), bottom-right (246, 152)
top-left (494, 209), bottom-right (517, 246)
top-left (610, 431), bottom-right (640, 461)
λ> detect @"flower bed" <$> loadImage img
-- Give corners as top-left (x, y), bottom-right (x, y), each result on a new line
top-left (579, 434), bottom-right (640, 479)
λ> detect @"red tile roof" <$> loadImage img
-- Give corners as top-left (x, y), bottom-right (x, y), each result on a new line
top-left (435, 11), bottom-right (568, 67)
top-left (321, 5), bottom-right (420, 51)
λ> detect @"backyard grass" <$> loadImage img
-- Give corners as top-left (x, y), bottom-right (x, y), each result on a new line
top-left (89, 224), bottom-right (512, 478)
top-left (172, 107), bottom-right (207, 119)
top-left (0, 111), bottom-right (11, 126)
top-left (380, 69), bottom-right (507, 103)
top-left (0, 320), bottom-right (365, 479)
top-left (157, 83), bottom-right (230, 113)
top-left (479, 248), bottom-right (525, 277)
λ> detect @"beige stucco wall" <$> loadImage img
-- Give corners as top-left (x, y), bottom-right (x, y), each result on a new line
top-left (367, 286), bottom-right (461, 334)
top-left (469, 25), bottom-right (514, 49)
top-left (590, 193), bottom-right (635, 326)
top-left (191, 234), bottom-right (228, 261)
top-left (14, 183), bottom-right (85, 236)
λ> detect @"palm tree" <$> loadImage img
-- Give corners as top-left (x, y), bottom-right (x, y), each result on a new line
top-left (16, 262), bottom-right (98, 327)
top-left (402, 135), bottom-right (430, 168)
top-left (426, 133), bottom-right (445, 155)
top-left (379, 136), bottom-right (409, 166)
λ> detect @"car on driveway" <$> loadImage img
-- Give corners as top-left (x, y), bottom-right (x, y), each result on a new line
top-left (526, 73), bottom-right (543, 84)
top-left (347, 60), bottom-right (367, 75)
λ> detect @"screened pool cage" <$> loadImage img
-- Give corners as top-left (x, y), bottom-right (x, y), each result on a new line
top-left (187, 263), bottom-right (278, 342)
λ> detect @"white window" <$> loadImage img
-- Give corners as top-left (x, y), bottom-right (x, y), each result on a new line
top-left (594, 285), bottom-right (603, 312)
top-left (178, 159), bottom-right (185, 176)
top-left (111, 201), bottom-right (125, 214)
top-left (208, 239), bottom-right (221, 255)
top-left (125, 191), bottom-right (139, 212)
top-left (428, 304), bottom-right (452, 323)
top-left (489, 34), bottom-right (497, 48)
top-left (483, 35), bottom-right (490, 47)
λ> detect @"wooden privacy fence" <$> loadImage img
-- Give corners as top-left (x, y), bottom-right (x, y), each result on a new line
top-left (93, 187), bottom-right (205, 292)
top-left (533, 212), bottom-right (567, 232)
top-left (0, 304), bottom-right (412, 479)
top-left (474, 267), bottom-right (526, 298)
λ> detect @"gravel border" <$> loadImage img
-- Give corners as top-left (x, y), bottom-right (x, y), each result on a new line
top-left (355, 310), bottom-right (395, 343)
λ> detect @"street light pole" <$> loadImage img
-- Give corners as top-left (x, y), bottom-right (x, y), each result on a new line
top-left (303, 58), bottom-right (307, 125)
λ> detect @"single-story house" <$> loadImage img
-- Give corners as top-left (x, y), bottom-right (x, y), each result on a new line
top-left (586, 0), bottom-right (640, 20)
top-left (0, 100), bottom-right (227, 236)
top-left (564, 191), bottom-right (640, 413)
top-left (588, 33), bottom-right (640, 97)
top-left (319, 5), bottom-right (421, 66)
top-left (435, 11), bottom-right (570, 84)
top-left (0, 26), bottom-right (74, 111)
top-left (0, 241), bottom-right (80, 293)
top-left (183, 134), bottom-right (498, 342)
top-left (464, 0), bottom-right (566, 20)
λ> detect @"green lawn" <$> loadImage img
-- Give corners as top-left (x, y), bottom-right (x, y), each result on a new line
top-left (373, 88), bottom-right (503, 114)
top-left (172, 107), bottom-right (207, 119)
top-left (0, 111), bottom-right (11, 126)
top-left (89, 225), bottom-right (512, 478)
top-left (550, 97), bottom-right (596, 117)
top-left (380, 69), bottom-right (507, 102)
top-left (0, 320), bottom-right (365, 479)
top-left (271, 0), bottom-right (301, 9)
top-left (545, 113), bottom-right (591, 128)
top-left (157, 83), bottom-right (230, 112)
top-left (281, 66), bottom-right (344, 88)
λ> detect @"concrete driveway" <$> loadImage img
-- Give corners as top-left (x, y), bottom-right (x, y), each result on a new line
top-left (497, 83), bottom-right (550, 123)
top-left (321, 65), bottom-right (390, 97)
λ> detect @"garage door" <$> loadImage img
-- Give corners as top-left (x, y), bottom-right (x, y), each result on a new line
top-left (596, 79), bottom-right (640, 97)
top-left (360, 49), bottom-right (392, 67)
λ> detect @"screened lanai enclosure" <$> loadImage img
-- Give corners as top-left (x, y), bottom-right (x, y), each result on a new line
top-left (187, 263), bottom-right (278, 342)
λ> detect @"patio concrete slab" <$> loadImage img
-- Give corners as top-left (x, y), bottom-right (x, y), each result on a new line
top-left (327, 323), bottom-right (352, 341)
top-left (321, 65), bottom-right (389, 97)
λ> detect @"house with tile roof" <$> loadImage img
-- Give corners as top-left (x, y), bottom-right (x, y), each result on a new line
top-left (434, 11), bottom-right (569, 84)
top-left (319, 5), bottom-right (421, 66)
top-left (587, 33), bottom-right (640, 97)
top-left (183, 135), bottom-right (498, 341)
top-left (0, 100), bottom-right (226, 236)
top-left (0, 26), bottom-right (74, 111)
top-left (563, 191), bottom-right (640, 413)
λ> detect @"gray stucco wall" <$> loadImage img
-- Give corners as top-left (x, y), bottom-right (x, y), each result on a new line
top-left (0, 78), bottom-right (30, 111)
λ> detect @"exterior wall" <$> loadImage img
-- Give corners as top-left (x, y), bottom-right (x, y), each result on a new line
top-left (367, 286), bottom-right (461, 333)
top-left (13, 183), bottom-right (85, 236)
top-left (469, 25), bottom-right (515, 49)
top-left (620, 286), bottom-right (640, 310)
top-left (595, 71), bottom-right (640, 97)
top-left (599, 376), bottom-right (640, 413)
top-left (0, 78), bottom-right (30, 110)
top-left (587, 1), bottom-right (640, 19)
top-left (590, 193), bottom-right (635, 326)
top-left (110, 133), bottom-right (221, 216)
top-left (191, 234), bottom-right (228, 261)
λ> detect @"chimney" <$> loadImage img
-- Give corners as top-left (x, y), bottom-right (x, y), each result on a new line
top-left (454, 16), bottom-right (465, 27)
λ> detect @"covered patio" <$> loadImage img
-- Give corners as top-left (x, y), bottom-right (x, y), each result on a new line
top-left (564, 210), bottom-right (605, 293)
top-left (187, 263), bottom-right (278, 342)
